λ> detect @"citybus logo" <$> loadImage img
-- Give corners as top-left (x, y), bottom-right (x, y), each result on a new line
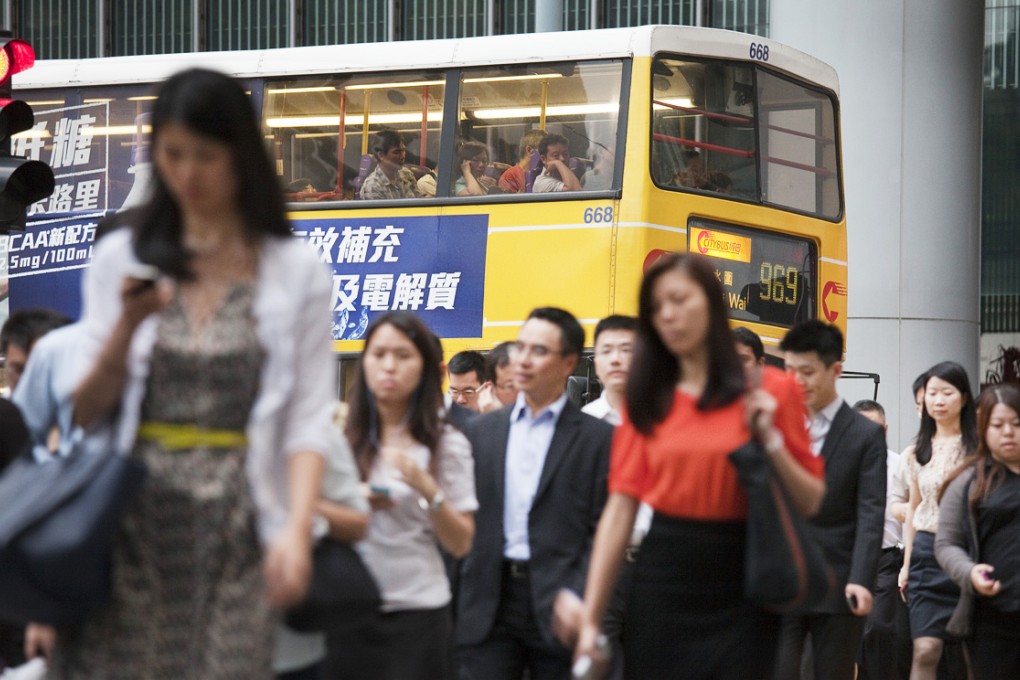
top-left (822, 280), bottom-right (847, 322)
top-left (694, 229), bottom-right (751, 263)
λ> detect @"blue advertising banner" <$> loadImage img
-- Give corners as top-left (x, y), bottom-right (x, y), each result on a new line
top-left (292, 214), bottom-right (489, 341)
top-left (2, 213), bottom-right (102, 321)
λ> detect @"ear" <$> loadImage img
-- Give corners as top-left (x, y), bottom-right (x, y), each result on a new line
top-left (832, 360), bottom-right (844, 380)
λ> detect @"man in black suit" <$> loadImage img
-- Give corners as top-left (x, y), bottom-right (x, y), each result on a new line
top-left (774, 320), bottom-right (887, 680)
top-left (455, 307), bottom-right (613, 680)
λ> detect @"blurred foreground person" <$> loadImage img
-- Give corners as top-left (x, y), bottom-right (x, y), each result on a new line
top-left (574, 253), bottom-right (824, 679)
top-left (49, 68), bottom-right (334, 679)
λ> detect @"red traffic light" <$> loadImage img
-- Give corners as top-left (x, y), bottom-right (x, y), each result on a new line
top-left (0, 40), bottom-right (35, 83)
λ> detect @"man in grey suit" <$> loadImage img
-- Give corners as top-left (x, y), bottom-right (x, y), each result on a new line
top-left (774, 320), bottom-right (887, 680)
top-left (455, 307), bottom-right (613, 680)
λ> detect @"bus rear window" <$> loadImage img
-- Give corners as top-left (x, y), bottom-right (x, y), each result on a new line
top-left (651, 55), bottom-right (841, 220)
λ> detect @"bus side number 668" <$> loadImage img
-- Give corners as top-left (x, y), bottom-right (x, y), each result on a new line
top-left (584, 206), bottom-right (614, 223)
top-left (749, 42), bottom-right (769, 62)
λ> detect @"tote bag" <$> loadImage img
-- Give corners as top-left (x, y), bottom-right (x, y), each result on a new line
top-left (0, 439), bottom-right (147, 626)
top-left (729, 439), bottom-right (836, 613)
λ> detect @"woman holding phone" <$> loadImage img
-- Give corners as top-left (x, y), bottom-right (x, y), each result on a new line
top-left (573, 253), bottom-right (825, 679)
top-left (49, 69), bottom-right (335, 679)
top-left (936, 383), bottom-right (1020, 680)
top-left (342, 311), bottom-right (476, 680)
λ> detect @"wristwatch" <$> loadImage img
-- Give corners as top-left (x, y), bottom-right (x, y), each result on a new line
top-left (419, 489), bottom-right (446, 513)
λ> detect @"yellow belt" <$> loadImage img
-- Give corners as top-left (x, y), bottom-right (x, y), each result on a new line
top-left (137, 422), bottom-right (247, 451)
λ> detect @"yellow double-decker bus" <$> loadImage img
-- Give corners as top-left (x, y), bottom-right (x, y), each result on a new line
top-left (10, 25), bottom-right (844, 372)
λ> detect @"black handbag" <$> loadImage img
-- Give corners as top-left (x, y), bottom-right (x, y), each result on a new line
top-left (729, 439), bottom-right (836, 613)
top-left (285, 537), bottom-right (381, 633)
top-left (0, 440), bottom-right (147, 626)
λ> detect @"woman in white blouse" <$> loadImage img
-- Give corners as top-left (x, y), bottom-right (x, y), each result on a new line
top-left (341, 311), bottom-right (476, 680)
top-left (898, 361), bottom-right (977, 680)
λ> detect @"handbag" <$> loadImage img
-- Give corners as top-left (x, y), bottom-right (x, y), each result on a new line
top-left (0, 438), bottom-right (147, 627)
top-left (729, 439), bottom-right (836, 613)
top-left (285, 537), bottom-right (381, 633)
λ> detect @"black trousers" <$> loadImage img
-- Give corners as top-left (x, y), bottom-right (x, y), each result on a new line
top-left (857, 547), bottom-right (911, 680)
top-left (456, 562), bottom-right (572, 680)
top-left (775, 612), bottom-right (866, 680)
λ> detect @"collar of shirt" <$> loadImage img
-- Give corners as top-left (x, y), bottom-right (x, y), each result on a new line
top-left (511, 391), bottom-right (568, 426)
top-left (807, 395), bottom-right (844, 456)
top-left (582, 394), bottom-right (620, 426)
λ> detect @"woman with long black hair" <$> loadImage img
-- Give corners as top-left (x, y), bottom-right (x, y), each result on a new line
top-left (51, 68), bottom-right (335, 679)
top-left (898, 361), bottom-right (977, 680)
top-left (340, 311), bottom-right (476, 680)
top-left (573, 253), bottom-right (825, 679)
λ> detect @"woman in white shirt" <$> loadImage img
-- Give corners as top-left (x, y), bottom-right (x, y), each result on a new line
top-left (341, 311), bottom-right (477, 680)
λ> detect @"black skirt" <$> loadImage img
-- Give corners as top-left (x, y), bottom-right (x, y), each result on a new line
top-left (907, 531), bottom-right (960, 640)
top-left (623, 513), bottom-right (780, 680)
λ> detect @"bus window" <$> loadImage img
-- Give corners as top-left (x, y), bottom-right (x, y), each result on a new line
top-left (756, 70), bottom-right (840, 220)
top-left (651, 58), bottom-right (756, 198)
top-left (455, 60), bottom-right (623, 196)
top-left (263, 72), bottom-right (445, 201)
top-left (651, 55), bottom-right (841, 220)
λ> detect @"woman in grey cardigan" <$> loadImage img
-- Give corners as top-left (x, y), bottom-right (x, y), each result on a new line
top-left (935, 383), bottom-right (1020, 680)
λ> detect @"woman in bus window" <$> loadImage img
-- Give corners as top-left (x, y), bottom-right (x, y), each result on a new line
top-left (454, 141), bottom-right (498, 196)
top-left (361, 129), bottom-right (423, 200)
top-left (936, 384), bottom-right (1020, 680)
top-left (50, 68), bottom-right (334, 679)
top-left (340, 311), bottom-right (476, 680)
top-left (573, 253), bottom-right (825, 679)
top-left (898, 361), bottom-right (977, 680)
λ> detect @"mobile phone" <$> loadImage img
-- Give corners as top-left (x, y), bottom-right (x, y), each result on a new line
top-left (369, 484), bottom-right (391, 497)
top-left (124, 263), bottom-right (161, 295)
top-left (846, 593), bottom-right (858, 610)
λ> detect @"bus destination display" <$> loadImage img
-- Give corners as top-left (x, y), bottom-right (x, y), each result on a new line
top-left (688, 219), bottom-right (817, 328)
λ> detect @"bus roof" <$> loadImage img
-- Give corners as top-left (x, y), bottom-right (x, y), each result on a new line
top-left (14, 25), bottom-right (839, 96)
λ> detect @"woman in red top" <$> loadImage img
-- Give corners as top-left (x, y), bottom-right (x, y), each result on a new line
top-left (574, 253), bottom-right (825, 679)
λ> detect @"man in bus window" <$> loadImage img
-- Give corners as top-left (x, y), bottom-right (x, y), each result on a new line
top-left (671, 150), bottom-right (709, 189)
top-left (499, 128), bottom-right (546, 194)
top-left (360, 129), bottom-right (423, 200)
top-left (532, 134), bottom-right (581, 193)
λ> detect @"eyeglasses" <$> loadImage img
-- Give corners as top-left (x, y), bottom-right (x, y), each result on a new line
top-left (508, 341), bottom-right (566, 359)
top-left (448, 387), bottom-right (479, 398)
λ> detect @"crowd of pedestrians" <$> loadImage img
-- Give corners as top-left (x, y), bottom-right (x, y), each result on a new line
top-left (0, 68), bottom-right (1017, 680)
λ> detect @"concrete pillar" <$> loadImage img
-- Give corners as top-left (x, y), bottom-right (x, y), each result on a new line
top-left (769, 1), bottom-right (984, 449)
top-left (536, 0), bottom-right (564, 32)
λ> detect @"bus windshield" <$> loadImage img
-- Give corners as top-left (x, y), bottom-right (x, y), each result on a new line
top-left (650, 55), bottom-right (841, 220)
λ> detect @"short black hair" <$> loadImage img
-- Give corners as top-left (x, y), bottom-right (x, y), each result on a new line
top-left (593, 315), bottom-right (636, 345)
top-left (1, 308), bottom-right (71, 354)
top-left (527, 307), bottom-right (584, 357)
top-left (371, 129), bottom-right (405, 156)
top-left (912, 371), bottom-right (929, 397)
top-left (733, 326), bottom-right (764, 361)
top-left (538, 133), bottom-right (569, 157)
top-left (485, 342), bottom-right (514, 382)
top-left (779, 320), bottom-right (843, 366)
top-left (853, 399), bottom-right (885, 418)
top-left (448, 350), bottom-right (486, 382)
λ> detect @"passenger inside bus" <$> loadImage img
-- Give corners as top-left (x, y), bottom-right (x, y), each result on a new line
top-left (359, 129), bottom-right (423, 200)
top-left (582, 143), bottom-right (614, 191)
top-left (532, 133), bottom-right (582, 193)
top-left (670, 150), bottom-right (709, 189)
top-left (498, 128), bottom-right (546, 194)
top-left (454, 141), bottom-right (499, 196)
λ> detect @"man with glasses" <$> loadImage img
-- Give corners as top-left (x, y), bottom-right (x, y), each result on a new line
top-left (448, 350), bottom-right (489, 413)
top-left (455, 307), bottom-right (613, 680)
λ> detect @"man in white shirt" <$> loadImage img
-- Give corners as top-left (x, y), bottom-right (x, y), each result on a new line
top-left (775, 320), bottom-right (887, 680)
top-left (853, 400), bottom-right (911, 680)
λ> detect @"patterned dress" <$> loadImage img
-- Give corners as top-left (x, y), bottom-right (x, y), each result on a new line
top-left (50, 284), bottom-right (272, 680)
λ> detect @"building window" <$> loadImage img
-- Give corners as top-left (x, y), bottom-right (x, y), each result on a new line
top-left (111, 1), bottom-right (193, 56)
top-left (401, 0), bottom-right (487, 40)
top-left (206, 0), bottom-right (289, 51)
top-left (303, 0), bottom-right (388, 45)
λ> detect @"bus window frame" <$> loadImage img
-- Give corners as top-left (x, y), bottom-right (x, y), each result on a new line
top-left (648, 52), bottom-right (844, 224)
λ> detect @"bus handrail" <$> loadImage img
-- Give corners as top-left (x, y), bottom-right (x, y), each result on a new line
top-left (653, 132), bottom-right (833, 177)
top-left (653, 99), bottom-right (835, 144)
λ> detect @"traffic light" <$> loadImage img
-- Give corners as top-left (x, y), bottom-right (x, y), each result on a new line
top-left (0, 33), bottom-right (54, 232)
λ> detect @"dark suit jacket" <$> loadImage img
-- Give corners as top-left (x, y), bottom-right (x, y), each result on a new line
top-left (455, 400), bottom-right (613, 647)
top-left (807, 401), bottom-right (888, 614)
